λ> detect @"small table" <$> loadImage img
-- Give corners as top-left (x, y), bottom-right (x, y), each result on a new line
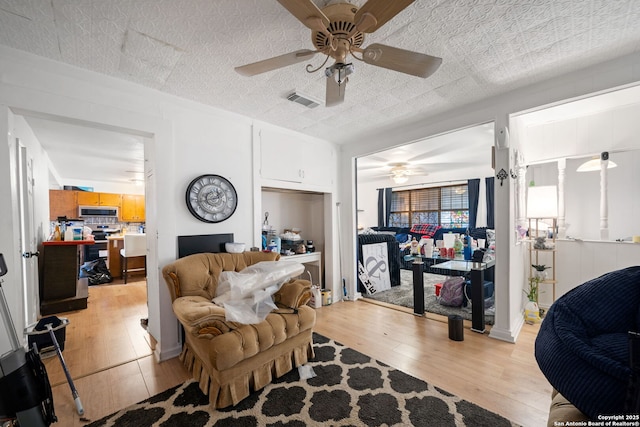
top-left (281, 252), bottom-right (322, 287)
top-left (432, 259), bottom-right (495, 333)
top-left (403, 253), bottom-right (466, 317)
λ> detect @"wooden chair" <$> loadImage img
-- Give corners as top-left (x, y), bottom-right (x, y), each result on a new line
top-left (120, 234), bottom-right (146, 284)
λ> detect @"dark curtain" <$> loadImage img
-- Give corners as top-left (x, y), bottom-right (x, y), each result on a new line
top-left (467, 178), bottom-right (480, 229)
top-left (384, 187), bottom-right (393, 227)
top-left (377, 188), bottom-right (384, 228)
top-left (486, 177), bottom-right (495, 229)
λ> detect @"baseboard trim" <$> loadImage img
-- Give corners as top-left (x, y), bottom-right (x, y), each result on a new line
top-left (488, 313), bottom-right (524, 343)
top-left (155, 342), bottom-right (182, 362)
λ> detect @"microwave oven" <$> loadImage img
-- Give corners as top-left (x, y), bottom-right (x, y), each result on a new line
top-left (78, 206), bottom-right (119, 218)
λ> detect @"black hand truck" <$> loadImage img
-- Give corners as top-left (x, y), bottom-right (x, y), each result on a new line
top-left (0, 253), bottom-right (56, 426)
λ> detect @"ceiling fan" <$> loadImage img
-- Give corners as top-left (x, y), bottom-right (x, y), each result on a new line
top-left (235, 0), bottom-right (442, 107)
top-left (387, 163), bottom-right (424, 184)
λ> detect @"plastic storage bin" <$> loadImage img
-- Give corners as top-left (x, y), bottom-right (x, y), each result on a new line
top-left (27, 316), bottom-right (69, 356)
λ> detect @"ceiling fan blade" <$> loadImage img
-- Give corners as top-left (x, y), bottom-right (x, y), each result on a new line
top-left (326, 74), bottom-right (347, 107)
top-left (235, 49), bottom-right (317, 76)
top-left (277, 0), bottom-right (330, 30)
top-left (354, 0), bottom-right (415, 33)
top-left (362, 43), bottom-right (442, 78)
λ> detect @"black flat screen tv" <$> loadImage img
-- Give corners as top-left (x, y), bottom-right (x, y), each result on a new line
top-left (177, 233), bottom-right (234, 258)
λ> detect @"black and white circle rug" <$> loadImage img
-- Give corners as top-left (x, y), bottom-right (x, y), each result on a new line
top-left (87, 333), bottom-right (518, 426)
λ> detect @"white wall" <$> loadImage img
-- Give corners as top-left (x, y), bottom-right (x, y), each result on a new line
top-left (537, 240), bottom-right (640, 307)
top-left (0, 45), bottom-right (334, 360)
top-left (518, 102), bottom-right (640, 164)
top-left (0, 113), bottom-right (52, 351)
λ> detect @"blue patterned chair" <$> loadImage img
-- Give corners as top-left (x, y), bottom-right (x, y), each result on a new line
top-left (535, 266), bottom-right (640, 420)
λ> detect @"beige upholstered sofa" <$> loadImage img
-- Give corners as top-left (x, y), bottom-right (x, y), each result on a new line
top-left (547, 389), bottom-right (589, 426)
top-left (162, 251), bottom-right (316, 408)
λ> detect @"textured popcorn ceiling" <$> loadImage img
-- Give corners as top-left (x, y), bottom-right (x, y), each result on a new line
top-left (1, 0), bottom-right (639, 146)
top-left (0, 0), bottom-right (640, 186)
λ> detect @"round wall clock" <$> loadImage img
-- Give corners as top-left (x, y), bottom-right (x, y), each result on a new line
top-left (185, 174), bottom-right (238, 223)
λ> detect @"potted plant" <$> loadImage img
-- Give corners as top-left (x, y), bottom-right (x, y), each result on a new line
top-left (524, 276), bottom-right (542, 323)
top-left (532, 264), bottom-right (551, 281)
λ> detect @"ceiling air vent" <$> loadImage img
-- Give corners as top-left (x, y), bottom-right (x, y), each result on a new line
top-left (287, 92), bottom-right (320, 109)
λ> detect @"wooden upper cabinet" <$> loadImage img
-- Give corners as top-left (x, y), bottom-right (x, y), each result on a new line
top-left (49, 190), bottom-right (141, 222)
top-left (76, 191), bottom-right (99, 206)
top-left (49, 190), bottom-right (77, 220)
top-left (121, 194), bottom-right (145, 222)
top-left (98, 193), bottom-right (122, 207)
top-left (77, 191), bottom-right (122, 207)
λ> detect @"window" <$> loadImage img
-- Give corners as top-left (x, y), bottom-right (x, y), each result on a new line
top-left (388, 184), bottom-right (469, 228)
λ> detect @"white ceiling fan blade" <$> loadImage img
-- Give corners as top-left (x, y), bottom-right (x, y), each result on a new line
top-left (235, 49), bottom-right (317, 76)
top-left (354, 0), bottom-right (415, 33)
top-left (326, 74), bottom-right (347, 107)
top-left (277, 0), bottom-right (330, 30)
top-left (362, 43), bottom-right (442, 78)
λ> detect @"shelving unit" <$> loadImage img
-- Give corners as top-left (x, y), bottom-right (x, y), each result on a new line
top-left (528, 218), bottom-right (557, 303)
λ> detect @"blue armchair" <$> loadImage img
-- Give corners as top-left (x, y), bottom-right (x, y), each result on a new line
top-left (535, 266), bottom-right (640, 419)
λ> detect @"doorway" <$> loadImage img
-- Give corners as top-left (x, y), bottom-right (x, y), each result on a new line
top-left (13, 110), bottom-right (154, 378)
top-left (354, 123), bottom-right (495, 319)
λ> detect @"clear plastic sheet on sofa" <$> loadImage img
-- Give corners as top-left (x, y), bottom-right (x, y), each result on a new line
top-left (213, 261), bottom-right (305, 324)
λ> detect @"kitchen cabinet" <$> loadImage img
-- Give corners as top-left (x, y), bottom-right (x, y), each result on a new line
top-left (77, 191), bottom-right (122, 207)
top-left (121, 194), bottom-right (145, 221)
top-left (261, 136), bottom-right (304, 183)
top-left (49, 190), bottom-right (142, 222)
top-left (40, 240), bottom-right (91, 314)
top-left (259, 128), bottom-right (335, 190)
top-left (49, 190), bottom-right (78, 220)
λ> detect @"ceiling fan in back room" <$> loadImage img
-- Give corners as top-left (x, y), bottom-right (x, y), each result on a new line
top-left (235, 0), bottom-right (442, 107)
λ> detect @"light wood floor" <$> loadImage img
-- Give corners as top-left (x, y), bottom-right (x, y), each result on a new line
top-left (43, 280), bottom-right (550, 427)
top-left (43, 278), bottom-right (191, 426)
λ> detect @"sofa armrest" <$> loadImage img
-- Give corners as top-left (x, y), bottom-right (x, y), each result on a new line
top-left (273, 279), bottom-right (312, 310)
top-left (172, 296), bottom-right (240, 337)
top-left (547, 389), bottom-right (589, 427)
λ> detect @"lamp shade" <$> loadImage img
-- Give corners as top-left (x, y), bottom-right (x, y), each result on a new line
top-left (576, 157), bottom-right (617, 172)
top-left (527, 185), bottom-right (558, 218)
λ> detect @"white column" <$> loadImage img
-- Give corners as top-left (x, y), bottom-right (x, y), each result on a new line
top-left (516, 151), bottom-right (527, 231)
top-left (557, 159), bottom-right (566, 238)
top-left (600, 157), bottom-right (609, 240)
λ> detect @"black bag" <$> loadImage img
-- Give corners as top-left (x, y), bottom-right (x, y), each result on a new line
top-left (80, 259), bottom-right (113, 285)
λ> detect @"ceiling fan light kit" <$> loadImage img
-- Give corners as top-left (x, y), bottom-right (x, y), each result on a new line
top-left (235, 0), bottom-right (442, 107)
top-left (390, 163), bottom-right (412, 184)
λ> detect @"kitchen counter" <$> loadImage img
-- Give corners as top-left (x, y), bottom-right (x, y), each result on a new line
top-left (40, 241), bottom-right (90, 315)
top-left (43, 240), bottom-right (95, 246)
top-left (106, 235), bottom-right (144, 279)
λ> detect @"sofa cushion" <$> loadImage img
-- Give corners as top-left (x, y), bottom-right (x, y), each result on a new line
top-left (163, 251), bottom-right (280, 301)
top-left (273, 279), bottom-right (312, 309)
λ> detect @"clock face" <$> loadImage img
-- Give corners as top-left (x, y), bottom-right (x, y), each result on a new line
top-left (185, 174), bottom-right (238, 223)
